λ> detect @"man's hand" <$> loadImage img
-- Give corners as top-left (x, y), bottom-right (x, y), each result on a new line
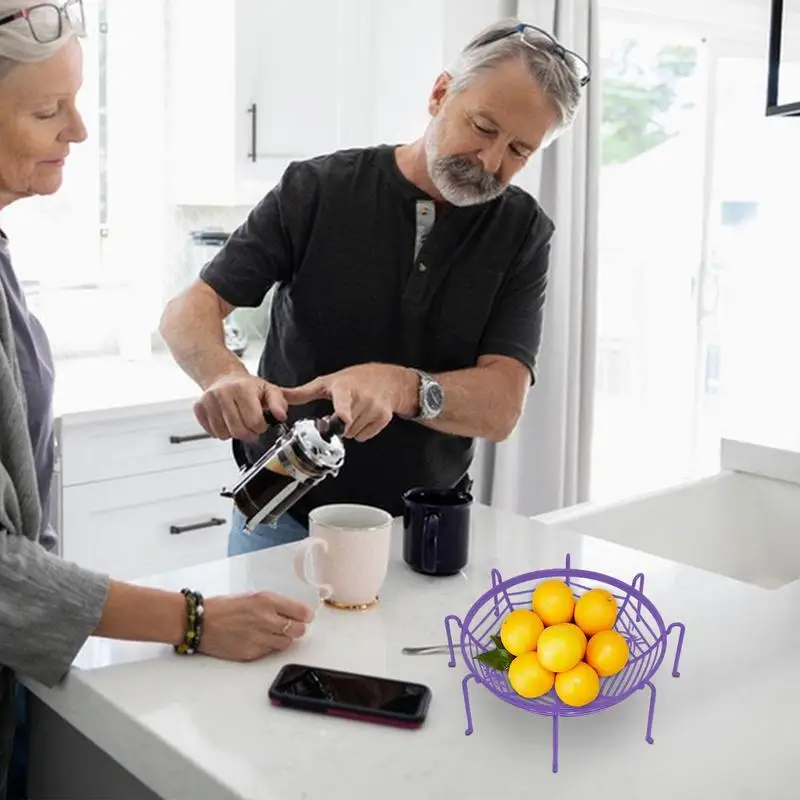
top-left (282, 363), bottom-right (417, 442)
top-left (194, 371), bottom-right (289, 442)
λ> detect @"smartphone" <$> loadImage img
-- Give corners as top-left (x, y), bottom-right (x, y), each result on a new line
top-left (268, 663), bottom-right (432, 729)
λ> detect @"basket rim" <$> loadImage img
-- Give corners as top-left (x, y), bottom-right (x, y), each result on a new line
top-left (459, 565), bottom-right (668, 643)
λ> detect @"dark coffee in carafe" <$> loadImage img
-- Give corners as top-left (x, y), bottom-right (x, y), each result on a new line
top-left (223, 416), bottom-right (346, 531)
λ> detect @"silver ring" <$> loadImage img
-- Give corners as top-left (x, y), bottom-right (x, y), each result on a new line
top-left (280, 619), bottom-right (292, 635)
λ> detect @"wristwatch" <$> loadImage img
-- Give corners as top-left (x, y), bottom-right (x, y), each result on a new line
top-left (410, 368), bottom-right (444, 421)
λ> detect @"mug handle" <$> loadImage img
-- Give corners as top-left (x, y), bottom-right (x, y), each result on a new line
top-left (421, 511), bottom-right (440, 574)
top-left (292, 538), bottom-right (333, 601)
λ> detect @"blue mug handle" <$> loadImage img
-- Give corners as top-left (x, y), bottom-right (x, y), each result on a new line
top-left (421, 511), bottom-right (440, 573)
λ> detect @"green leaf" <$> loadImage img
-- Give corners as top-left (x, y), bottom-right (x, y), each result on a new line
top-left (490, 634), bottom-right (504, 650)
top-left (476, 646), bottom-right (514, 672)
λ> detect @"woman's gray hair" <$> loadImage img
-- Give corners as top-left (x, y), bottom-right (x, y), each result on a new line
top-left (0, 0), bottom-right (74, 78)
top-left (447, 18), bottom-right (585, 139)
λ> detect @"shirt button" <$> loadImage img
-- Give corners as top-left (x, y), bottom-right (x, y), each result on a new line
top-left (418, 263), bottom-right (427, 272)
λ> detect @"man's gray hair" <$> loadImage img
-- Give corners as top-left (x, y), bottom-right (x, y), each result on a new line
top-left (447, 18), bottom-right (585, 138)
top-left (0, 0), bottom-right (74, 79)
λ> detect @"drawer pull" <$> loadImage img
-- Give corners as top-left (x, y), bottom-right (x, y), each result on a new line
top-left (169, 517), bottom-right (227, 535)
top-left (169, 432), bottom-right (213, 444)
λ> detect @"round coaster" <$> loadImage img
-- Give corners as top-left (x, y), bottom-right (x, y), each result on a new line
top-left (323, 596), bottom-right (380, 611)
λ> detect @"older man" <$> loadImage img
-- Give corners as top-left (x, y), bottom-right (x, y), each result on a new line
top-left (159, 18), bottom-right (589, 556)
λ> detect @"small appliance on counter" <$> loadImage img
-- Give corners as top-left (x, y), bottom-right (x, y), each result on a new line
top-left (189, 230), bottom-right (248, 356)
top-left (222, 412), bottom-right (346, 530)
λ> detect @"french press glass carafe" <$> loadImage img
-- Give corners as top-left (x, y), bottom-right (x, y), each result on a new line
top-left (222, 413), bottom-right (346, 531)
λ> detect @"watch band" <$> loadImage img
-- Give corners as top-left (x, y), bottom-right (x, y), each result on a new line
top-left (409, 368), bottom-right (443, 421)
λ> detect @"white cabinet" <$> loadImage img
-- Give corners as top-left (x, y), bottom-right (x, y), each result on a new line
top-left (57, 403), bottom-right (241, 579)
top-left (167, 0), bottom-right (377, 206)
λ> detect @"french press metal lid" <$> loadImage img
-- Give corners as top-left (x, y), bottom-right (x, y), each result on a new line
top-left (222, 413), bottom-right (346, 531)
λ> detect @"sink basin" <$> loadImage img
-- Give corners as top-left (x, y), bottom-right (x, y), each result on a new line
top-left (536, 471), bottom-right (800, 589)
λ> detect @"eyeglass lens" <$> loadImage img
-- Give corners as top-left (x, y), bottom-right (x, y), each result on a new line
top-left (519, 25), bottom-right (590, 85)
top-left (26, 0), bottom-right (84, 44)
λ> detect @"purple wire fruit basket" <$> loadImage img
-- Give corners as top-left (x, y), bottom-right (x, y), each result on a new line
top-left (444, 553), bottom-right (686, 773)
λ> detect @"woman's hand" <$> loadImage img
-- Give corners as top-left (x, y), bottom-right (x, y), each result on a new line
top-left (199, 591), bottom-right (314, 661)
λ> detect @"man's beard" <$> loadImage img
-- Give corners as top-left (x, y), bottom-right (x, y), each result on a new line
top-left (424, 121), bottom-right (506, 206)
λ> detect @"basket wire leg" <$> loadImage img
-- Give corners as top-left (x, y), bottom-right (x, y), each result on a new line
top-left (552, 713), bottom-right (560, 773)
top-left (461, 674), bottom-right (477, 735)
top-left (444, 614), bottom-right (463, 668)
top-left (643, 681), bottom-right (657, 744)
top-left (666, 621), bottom-right (687, 677)
top-left (631, 573), bottom-right (645, 621)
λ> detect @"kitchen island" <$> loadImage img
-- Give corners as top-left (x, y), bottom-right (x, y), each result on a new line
top-left (24, 502), bottom-right (795, 799)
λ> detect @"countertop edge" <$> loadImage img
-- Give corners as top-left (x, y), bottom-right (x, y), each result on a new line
top-left (57, 397), bottom-right (202, 426)
top-left (24, 675), bottom-right (240, 800)
top-left (720, 436), bottom-right (800, 487)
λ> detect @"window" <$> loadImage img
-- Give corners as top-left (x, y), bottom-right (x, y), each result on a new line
top-left (1, 0), bottom-right (114, 357)
top-left (592, 1), bottom-right (800, 501)
top-left (1, 0), bottom-right (172, 359)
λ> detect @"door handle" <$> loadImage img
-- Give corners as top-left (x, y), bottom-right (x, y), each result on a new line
top-left (169, 432), bottom-right (212, 444)
top-left (169, 517), bottom-right (226, 535)
top-left (247, 102), bottom-right (257, 162)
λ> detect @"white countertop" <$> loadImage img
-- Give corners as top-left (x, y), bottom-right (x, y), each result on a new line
top-left (23, 503), bottom-right (799, 799)
top-left (52, 342), bottom-right (263, 420)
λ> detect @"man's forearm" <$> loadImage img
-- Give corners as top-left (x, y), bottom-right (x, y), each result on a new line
top-left (159, 283), bottom-right (248, 390)
top-left (394, 360), bottom-right (527, 442)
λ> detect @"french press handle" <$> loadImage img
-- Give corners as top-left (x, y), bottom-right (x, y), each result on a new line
top-left (261, 409), bottom-right (285, 430)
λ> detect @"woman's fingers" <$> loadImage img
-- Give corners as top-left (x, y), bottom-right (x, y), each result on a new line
top-left (258, 591), bottom-right (315, 623)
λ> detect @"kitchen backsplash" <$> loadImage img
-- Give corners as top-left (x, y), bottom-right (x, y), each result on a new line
top-left (152, 203), bottom-right (274, 353)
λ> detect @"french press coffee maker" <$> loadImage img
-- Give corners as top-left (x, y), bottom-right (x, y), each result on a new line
top-left (222, 412), bottom-right (346, 531)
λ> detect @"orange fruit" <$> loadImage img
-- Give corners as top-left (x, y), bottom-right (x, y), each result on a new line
top-left (499, 609), bottom-right (545, 656)
top-left (573, 588), bottom-right (618, 636)
top-left (535, 623), bottom-right (587, 673)
top-left (531, 580), bottom-right (575, 626)
top-left (507, 652), bottom-right (555, 699)
top-left (554, 662), bottom-right (600, 707)
top-left (585, 630), bottom-right (629, 677)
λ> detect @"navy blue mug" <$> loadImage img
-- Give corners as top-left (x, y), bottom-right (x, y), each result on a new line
top-left (402, 487), bottom-right (472, 576)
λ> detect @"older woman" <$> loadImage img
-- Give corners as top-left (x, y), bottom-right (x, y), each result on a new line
top-left (0, 2), bottom-right (314, 795)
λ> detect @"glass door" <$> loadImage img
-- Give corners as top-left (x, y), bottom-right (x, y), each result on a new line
top-left (696, 41), bottom-right (800, 459)
top-left (593, 9), bottom-right (800, 503)
top-left (592, 18), bottom-right (711, 501)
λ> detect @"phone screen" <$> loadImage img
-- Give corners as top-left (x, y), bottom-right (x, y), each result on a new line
top-left (269, 663), bottom-right (431, 725)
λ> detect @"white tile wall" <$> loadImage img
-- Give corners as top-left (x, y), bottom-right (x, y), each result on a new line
top-left (151, 204), bottom-right (273, 354)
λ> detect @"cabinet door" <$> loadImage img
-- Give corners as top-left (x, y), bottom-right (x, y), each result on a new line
top-left (239, 0), bottom-right (344, 160)
top-left (168, 0), bottom-right (377, 205)
top-left (62, 462), bottom-right (239, 580)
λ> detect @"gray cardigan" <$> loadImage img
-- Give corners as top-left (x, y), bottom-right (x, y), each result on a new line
top-left (0, 277), bottom-right (110, 787)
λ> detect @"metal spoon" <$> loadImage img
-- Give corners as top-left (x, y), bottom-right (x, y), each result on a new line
top-left (401, 644), bottom-right (452, 655)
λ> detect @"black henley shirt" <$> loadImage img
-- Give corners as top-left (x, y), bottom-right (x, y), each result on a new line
top-left (200, 144), bottom-right (554, 524)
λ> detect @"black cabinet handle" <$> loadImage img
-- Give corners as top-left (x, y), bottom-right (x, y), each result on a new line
top-left (169, 517), bottom-right (227, 535)
top-left (247, 103), bottom-right (257, 162)
top-left (169, 432), bottom-right (212, 444)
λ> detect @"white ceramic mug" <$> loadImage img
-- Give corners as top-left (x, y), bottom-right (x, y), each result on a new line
top-left (293, 504), bottom-right (393, 610)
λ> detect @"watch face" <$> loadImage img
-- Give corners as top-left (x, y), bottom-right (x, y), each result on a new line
top-left (426, 383), bottom-right (444, 412)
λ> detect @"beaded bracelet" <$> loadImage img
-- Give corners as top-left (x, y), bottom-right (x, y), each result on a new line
top-left (174, 588), bottom-right (204, 655)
